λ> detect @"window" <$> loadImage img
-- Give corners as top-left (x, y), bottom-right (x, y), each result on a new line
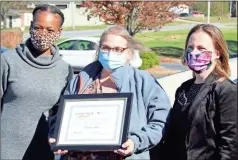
top-left (75, 40), bottom-right (98, 51)
top-left (76, 5), bottom-right (82, 8)
top-left (56, 5), bottom-right (67, 9)
top-left (57, 40), bottom-right (77, 50)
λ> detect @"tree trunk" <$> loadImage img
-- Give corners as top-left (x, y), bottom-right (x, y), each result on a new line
top-left (130, 32), bottom-right (135, 37)
top-left (3, 15), bottom-right (7, 28)
top-left (126, 26), bottom-right (134, 36)
top-left (236, 1), bottom-right (237, 17)
top-left (126, 7), bottom-right (139, 37)
top-left (221, 2), bottom-right (223, 17)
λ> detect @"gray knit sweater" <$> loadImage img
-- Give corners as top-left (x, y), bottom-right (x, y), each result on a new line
top-left (1, 39), bottom-right (72, 159)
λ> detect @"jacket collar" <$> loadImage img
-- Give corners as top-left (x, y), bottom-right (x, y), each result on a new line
top-left (16, 38), bottom-right (61, 69)
top-left (181, 72), bottom-right (219, 89)
top-left (203, 73), bottom-right (219, 85)
top-left (111, 63), bottom-right (132, 91)
top-left (79, 61), bottom-right (133, 93)
top-left (186, 73), bottom-right (219, 128)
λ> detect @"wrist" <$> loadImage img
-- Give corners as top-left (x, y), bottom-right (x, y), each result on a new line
top-left (128, 135), bottom-right (139, 153)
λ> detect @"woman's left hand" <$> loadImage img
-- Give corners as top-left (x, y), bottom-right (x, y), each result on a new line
top-left (114, 139), bottom-right (134, 157)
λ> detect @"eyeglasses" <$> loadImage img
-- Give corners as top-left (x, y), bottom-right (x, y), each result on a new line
top-left (100, 45), bottom-right (128, 54)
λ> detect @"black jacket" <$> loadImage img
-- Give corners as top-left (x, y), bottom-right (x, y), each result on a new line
top-left (156, 74), bottom-right (237, 160)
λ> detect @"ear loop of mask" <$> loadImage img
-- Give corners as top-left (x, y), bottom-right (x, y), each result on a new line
top-left (211, 50), bottom-right (220, 67)
top-left (95, 48), bottom-right (100, 60)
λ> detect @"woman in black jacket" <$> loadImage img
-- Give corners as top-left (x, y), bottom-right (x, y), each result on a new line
top-left (159, 24), bottom-right (237, 160)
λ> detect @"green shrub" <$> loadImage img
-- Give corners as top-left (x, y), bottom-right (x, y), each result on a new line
top-left (139, 51), bottom-right (159, 70)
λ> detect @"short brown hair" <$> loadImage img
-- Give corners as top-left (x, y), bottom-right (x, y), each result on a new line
top-left (182, 24), bottom-right (231, 79)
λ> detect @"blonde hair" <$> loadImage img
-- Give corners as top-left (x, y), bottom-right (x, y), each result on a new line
top-left (95, 25), bottom-right (143, 59)
top-left (182, 24), bottom-right (230, 79)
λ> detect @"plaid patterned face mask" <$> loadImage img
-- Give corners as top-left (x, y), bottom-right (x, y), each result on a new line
top-left (185, 50), bottom-right (212, 73)
top-left (30, 28), bottom-right (60, 51)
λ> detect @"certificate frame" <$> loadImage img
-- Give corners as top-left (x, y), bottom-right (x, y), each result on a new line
top-left (52, 93), bottom-right (133, 152)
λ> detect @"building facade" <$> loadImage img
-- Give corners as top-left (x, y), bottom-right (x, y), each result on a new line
top-left (1, 2), bottom-right (102, 29)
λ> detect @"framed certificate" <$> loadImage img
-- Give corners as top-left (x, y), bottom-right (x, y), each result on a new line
top-left (52, 93), bottom-right (133, 151)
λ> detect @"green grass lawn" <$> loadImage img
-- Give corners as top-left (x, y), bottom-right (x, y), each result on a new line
top-left (164, 20), bottom-right (197, 26)
top-left (23, 24), bottom-right (107, 33)
top-left (1, 24), bottom-right (107, 33)
top-left (1, 28), bottom-right (22, 32)
top-left (135, 28), bottom-right (237, 58)
top-left (63, 24), bottom-right (107, 31)
top-left (180, 16), bottom-right (237, 24)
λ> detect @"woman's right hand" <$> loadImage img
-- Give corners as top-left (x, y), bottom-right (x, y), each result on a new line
top-left (49, 138), bottom-right (68, 155)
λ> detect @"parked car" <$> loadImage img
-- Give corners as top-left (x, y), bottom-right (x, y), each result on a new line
top-left (157, 57), bottom-right (237, 104)
top-left (192, 11), bottom-right (205, 17)
top-left (1, 46), bottom-right (8, 53)
top-left (57, 37), bottom-right (143, 72)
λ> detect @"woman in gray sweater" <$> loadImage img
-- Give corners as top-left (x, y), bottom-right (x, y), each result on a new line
top-left (1, 4), bottom-right (72, 160)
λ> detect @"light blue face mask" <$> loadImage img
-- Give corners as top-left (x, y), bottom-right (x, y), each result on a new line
top-left (98, 50), bottom-right (127, 71)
